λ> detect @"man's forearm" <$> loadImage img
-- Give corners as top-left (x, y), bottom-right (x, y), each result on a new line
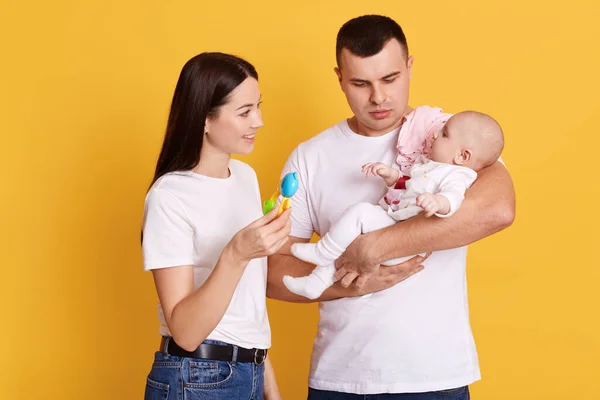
top-left (367, 161), bottom-right (516, 263)
top-left (267, 253), bottom-right (317, 303)
top-left (267, 253), bottom-right (357, 302)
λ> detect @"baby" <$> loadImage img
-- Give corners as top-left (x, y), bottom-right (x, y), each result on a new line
top-left (283, 110), bottom-right (504, 299)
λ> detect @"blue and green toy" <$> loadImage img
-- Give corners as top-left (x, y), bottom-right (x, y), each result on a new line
top-left (263, 172), bottom-right (299, 215)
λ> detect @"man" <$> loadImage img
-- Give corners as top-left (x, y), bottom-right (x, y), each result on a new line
top-left (267, 15), bottom-right (515, 399)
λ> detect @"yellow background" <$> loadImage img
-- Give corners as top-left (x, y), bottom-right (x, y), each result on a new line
top-left (2, 0), bottom-right (599, 399)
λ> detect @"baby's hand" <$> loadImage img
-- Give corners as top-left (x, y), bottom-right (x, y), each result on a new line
top-left (416, 193), bottom-right (440, 217)
top-left (363, 162), bottom-right (401, 187)
top-left (362, 162), bottom-right (398, 179)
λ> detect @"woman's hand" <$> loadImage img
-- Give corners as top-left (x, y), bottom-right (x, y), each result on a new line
top-left (228, 207), bottom-right (292, 264)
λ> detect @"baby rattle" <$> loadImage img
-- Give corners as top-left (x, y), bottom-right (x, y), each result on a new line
top-left (263, 172), bottom-right (299, 216)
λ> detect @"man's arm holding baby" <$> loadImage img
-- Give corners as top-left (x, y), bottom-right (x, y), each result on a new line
top-left (266, 236), bottom-right (428, 302)
top-left (335, 161), bottom-right (515, 288)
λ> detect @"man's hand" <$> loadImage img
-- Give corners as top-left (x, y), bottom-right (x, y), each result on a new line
top-left (362, 162), bottom-right (401, 187)
top-left (333, 232), bottom-right (430, 288)
top-left (333, 234), bottom-right (377, 286)
top-left (347, 254), bottom-right (429, 295)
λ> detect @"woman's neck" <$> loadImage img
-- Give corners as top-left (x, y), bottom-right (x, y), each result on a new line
top-left (193, 147), bottom-right (231, 179)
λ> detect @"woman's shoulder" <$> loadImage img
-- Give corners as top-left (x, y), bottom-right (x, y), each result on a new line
top-left (148, 171), bottom-right (191, 193)
top-left (143, 185), bottom-right (185, 218)
top-left (230, 159), bottom-right (257, 179)
top-left (145, 172), bottom-right (199, 207)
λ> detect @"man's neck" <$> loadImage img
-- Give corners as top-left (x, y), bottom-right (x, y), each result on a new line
top-left (348, 106), bottom-right (414, 137)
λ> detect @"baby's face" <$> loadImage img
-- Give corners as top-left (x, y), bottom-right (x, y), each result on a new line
top-left (429, 116), bottom-right (466, 164)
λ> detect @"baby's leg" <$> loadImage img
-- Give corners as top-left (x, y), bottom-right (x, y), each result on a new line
top-left (324, 202), bottom-right (423, 266)
top-left (379, 201), bottom-right (426, 265)
top-left (292, 202), bottom-right (396, 265)
top-left (282, 263), bottom-right (337, 300)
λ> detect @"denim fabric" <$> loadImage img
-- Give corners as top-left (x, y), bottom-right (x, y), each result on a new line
top-left (144, 339), bottom-right (265, 400)
top-left (307, 386), bottom-right (470, 400)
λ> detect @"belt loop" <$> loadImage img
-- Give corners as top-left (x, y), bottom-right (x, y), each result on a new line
top-left (231, 345), bottom-right (239, 365)
top-left (163, 337), bottom-right (170, 357)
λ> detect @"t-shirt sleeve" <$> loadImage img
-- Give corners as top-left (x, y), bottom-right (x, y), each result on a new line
top-left (281, 147), bottom-right (314, 239)
top-left (435, 168), bottom-right (478, 218)
top-left (142, 188), bottom-right (195, 270)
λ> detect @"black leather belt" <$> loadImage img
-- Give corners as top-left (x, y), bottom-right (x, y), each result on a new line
top-left (160, 337), bottom-right (267, 365)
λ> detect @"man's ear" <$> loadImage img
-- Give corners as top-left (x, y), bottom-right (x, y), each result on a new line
top-left (334, 67), bottom-right (343, 89)
top-left (407, 55), bottom-right (414, 82)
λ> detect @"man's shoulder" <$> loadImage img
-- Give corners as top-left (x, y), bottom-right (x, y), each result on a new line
top-left (294, 120), bottom-right (347, 153)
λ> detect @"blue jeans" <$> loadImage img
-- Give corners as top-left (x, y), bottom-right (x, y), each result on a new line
top-left (144, 340), bottom-right (265, 400)
top-left (307, 386), bottom-right (470, 400)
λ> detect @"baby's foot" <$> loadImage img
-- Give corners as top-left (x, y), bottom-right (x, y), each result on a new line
top-left (282, 263), bottom-right (337, 300)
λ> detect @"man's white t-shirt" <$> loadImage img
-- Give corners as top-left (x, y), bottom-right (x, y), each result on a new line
top-left (281, 118), bottom-right (481, 394)
top-left (142, 159), bottom-right (271, 349)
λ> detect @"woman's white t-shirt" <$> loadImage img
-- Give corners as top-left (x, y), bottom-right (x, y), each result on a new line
top-left (142, 159), bottom-right (271, 349)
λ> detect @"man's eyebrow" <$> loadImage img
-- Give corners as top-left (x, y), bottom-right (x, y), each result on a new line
top-left (381, 71), bottom-right (401, 80)
top-left (349, 71), bottom-right (401, 83)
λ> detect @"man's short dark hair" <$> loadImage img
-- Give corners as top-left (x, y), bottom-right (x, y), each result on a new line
top-left (336, 15), bottom-right (408, 67)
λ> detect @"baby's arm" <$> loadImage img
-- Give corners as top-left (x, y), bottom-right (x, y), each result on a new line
top-left (418, 167), bottom-right (478, 218)
top-left (362, 162), bottom-right (401, 187)
top-left (416, 193), bottom-right (451, 217)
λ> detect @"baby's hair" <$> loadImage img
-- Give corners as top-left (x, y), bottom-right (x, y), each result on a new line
top-left (455, 111), bottom-right (504, 170)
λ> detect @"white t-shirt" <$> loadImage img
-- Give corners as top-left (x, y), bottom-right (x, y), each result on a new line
top-left (142, 159), bottom-right (271, 349)
top-left (281, 118), bottom-right (481, 393)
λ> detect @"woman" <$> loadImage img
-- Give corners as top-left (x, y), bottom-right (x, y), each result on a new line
top-left (142, 52), bottom-right (289, 400)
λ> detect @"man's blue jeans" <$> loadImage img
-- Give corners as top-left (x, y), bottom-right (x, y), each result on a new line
top-left (308, 386), bottom-right (470, 400)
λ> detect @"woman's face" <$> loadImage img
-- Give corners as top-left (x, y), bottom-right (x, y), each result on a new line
top-left (204, 77), bottom-right (263, 155)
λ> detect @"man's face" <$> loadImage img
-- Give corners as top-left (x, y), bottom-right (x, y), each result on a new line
top-left (335, 39), bottom-right (413, 136)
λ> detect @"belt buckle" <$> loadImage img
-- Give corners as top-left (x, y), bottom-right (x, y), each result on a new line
top-left (253, 349), bottom-right (266, 365)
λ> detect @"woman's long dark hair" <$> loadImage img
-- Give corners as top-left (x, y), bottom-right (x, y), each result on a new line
top-left (149, 52), bottom-right (258, 189)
